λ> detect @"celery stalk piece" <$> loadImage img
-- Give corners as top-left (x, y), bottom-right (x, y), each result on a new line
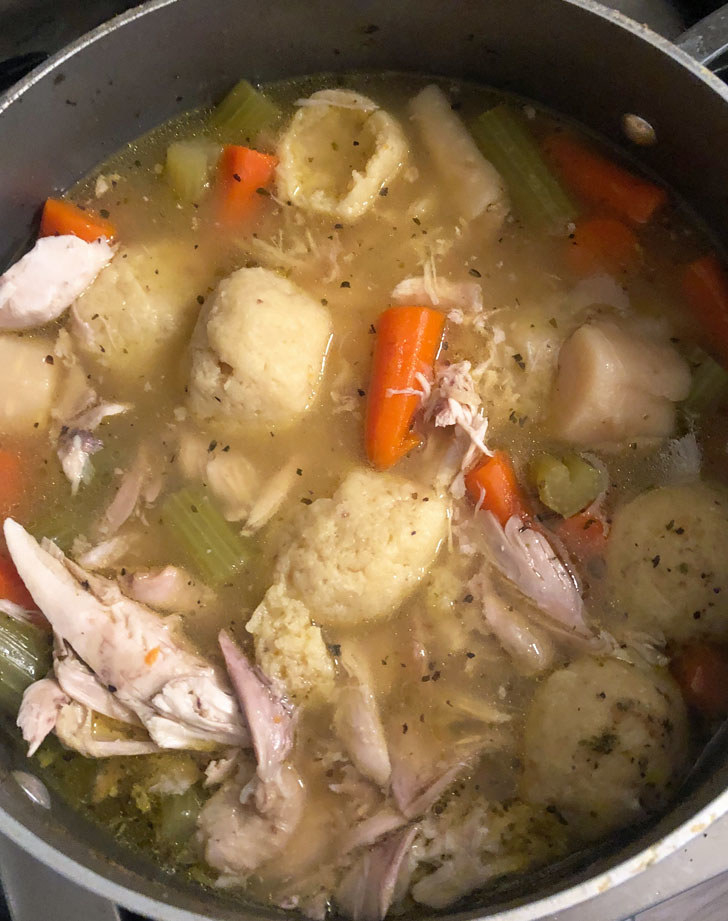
top-left (161, 487), bottom-right (253, 587)
top-left (470, 105), bottom-right (577, 233)
top-left (165, 140), bottom-right (222, 202)
top-left (0, 614), bottom-right (51, 713)
top-left (210, 79), bottom-right (281, 143)
top-left (684, 353), bottom-right (728, 414)
top-left (530, 453), bottom-right (606, 519)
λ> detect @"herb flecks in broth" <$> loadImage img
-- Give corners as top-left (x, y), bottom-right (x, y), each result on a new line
top-left (0, 71), bottom-right (726, 919)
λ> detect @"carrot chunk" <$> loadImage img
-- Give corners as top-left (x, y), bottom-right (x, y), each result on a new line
top-left (39, 198), bottom-right (116, 242)
top-left (554, 511), bottom-right (608, 559)
top-left (216, 145), bottom-right (278, 224)
top-left (566, 216), bottom-right (641, 277)
top-left (543, 133), bottom-right (667, 225)
top-left (0, 450), bottom-right (24, 520)
top-left (0, 555), bottom-right (37, 610)
top-left (365, 306), bottom-right (445, 470)
top-left (682, 253), bottom-right (728, 367)
top-left (671, 643), bottom-right (728, 717)
top-left (464, 451), bottom-right (531, 526)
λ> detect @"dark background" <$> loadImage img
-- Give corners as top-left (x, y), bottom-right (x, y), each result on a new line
top-left (0, 0), bottom-right (724, 918)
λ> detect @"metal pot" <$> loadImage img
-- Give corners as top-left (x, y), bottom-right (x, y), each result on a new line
top-left (1, 1), bottom-right (728, 918)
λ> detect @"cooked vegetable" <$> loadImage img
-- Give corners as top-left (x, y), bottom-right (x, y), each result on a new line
top-left (543, 132), bottom-right (667, 225)
top-left (365, 305), bottom-right (444, 469)
top-left (529, 453), bottom-right (606, 519)
top-left (409, 84), bottom-right (508, 227)
top-left (0, 613), bottom-right (51, 712)
top-left (216, 144), bottom-right (278, 224)
top-left (671, 643), bottom-right (728, 717)
top-left (554, 511), bottom-right (608, 560)
top-left (464, 451), bottom-right (531, 525)
top-left (470, 105), bottom-right (576, 233)
top-left (210, 79), bottom-right (281, 141)
top-left (550, 319), bottom-right (691, 445)
top-left (684, 351), bottom-right (728, 413)
top-left (161, 486), bottom-right (254, 586)
top-left (566, 217), bottom-right (641, 277)
top-left (682, 253), bottom-right (728, 366)
top-left (165, 140), bottom-right (222, 202)
top-left (0, 555), bottom-right (36, 609)
top-left (39, 198), bottom-right (116, 242)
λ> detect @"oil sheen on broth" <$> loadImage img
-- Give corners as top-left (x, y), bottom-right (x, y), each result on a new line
top-left (1, 72), bottom-right (727, 919)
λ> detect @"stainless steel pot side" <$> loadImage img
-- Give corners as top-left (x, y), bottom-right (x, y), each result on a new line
top-left (1, 1), bottom-right (728, 918)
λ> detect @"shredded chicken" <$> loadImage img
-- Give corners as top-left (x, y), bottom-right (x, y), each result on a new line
top-left (54, 701), bottom-right (160, 757)
top-left (17, 677), bottom-right (68, 757)
top-left (119, 565), bottom-right (212, 613)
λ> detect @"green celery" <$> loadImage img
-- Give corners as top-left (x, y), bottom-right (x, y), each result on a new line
top-left (470, 105), bottom-right (577, 233)
top-left (0, 614), bottom-right (51, 713)
top-left (530, 453), bottom-right (606, 519)
top-left (161, 487), bottom-right (253, 587)
top-left (210, 79), bottom-right (281, 142)
top-left (165, 140), bottom-right (222, 202)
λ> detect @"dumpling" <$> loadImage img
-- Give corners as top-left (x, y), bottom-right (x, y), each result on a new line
top-left (606, 483), bottom-right (728, 642)
top-left (276, 90), bottom-right (408, 222)
top-left (522, 657), bottom-right (688, 837)
top-left (188, 267), bottom-right (332, 431)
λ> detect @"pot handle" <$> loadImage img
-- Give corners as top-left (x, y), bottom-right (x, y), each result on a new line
top-left (674, 4), bottom-right (728, 68)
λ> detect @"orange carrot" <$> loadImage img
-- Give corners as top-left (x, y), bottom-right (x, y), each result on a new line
top-left (543, 133), bottom-right (667, 225)
top-left (0, 555), bottom-right (37, 610)
top-left (682, 253), bottom-right (728, 366)
top-left (464, 451), bottom-right (531, 526)
top-left (145, 646), bottom-right (161, 667)
top-left (671, 643), bottom-right (728, 718)
top-left (566, 216), bottom-right (641, 277)
top-left (365, 306), bottom-right (445, 470)
top-left (555, 511), bottom-right (608, 559)
top-left (216, 145), bottom-right (278, 224)
top-left (0, 450), bottom-right (24, 519)
top-left (39, 198), bottom-right (116, 242)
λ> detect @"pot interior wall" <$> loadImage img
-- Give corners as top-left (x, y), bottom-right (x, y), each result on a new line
top-left (1, 0), bottom-right (728, 918)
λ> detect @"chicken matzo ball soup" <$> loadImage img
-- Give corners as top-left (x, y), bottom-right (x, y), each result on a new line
top-left (1, 72), bottom-right (728, 918)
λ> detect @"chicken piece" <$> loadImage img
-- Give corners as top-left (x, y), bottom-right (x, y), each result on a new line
top-left (188, 267), bottom-right (332, 431)
top-left (277, 90), bottom-right (408, 222)
top-left (274, 468), bottom-right (448, 626)
top-left (54, 701), bottom-right (160, 757)
top-left (242, 458), bottom-right (299, 534)
top-left (335, 826), bottom-right (418, 921)
top-left (391, 275), bottom-right (483, 317)
top-left (409, 85), bottom-right (508, 229)
top-left (334, 652), bottom-right (390, 788)
top-left (468, 512), bottom-right (591, 640)
top-left (5, 520), bottom-right (248, 750)
top-left (0, 336), bottom-right (58, 434)
top-left (197, 762), bottom-right (305, 879)
top-left (550, 319), bottom-right (691, 446)
top-left (469, 572), bottom-right (556, 673)
top-left (56, 398), bottom-right (130, 495)
top-left (0, 235), bottom-right (114, 330)
top-left (340, 808), bottom-right (409, 855)
top-left (17, 677), bottom-right (68, 757)
top-left (176, 430), bottom-right (258, 522)
top-left (522, 657), bottom-right (689, 837)
top-left (71, 240), bottom-right (212, 386)
top-left (219, 631), bottom-right (295, 783)
top-left (119, 565), bottom-right (213, 614)
top-left (53, 638), bottom-right (139, 724)
top-left (96, 445), bottom-right (161, 538)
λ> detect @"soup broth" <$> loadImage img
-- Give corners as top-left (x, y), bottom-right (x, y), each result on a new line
top-left (1, 72), bottom-right (726, 918)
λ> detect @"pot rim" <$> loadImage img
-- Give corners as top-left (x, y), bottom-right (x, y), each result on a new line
top-left (2, 0), bottom-right (728, 918)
